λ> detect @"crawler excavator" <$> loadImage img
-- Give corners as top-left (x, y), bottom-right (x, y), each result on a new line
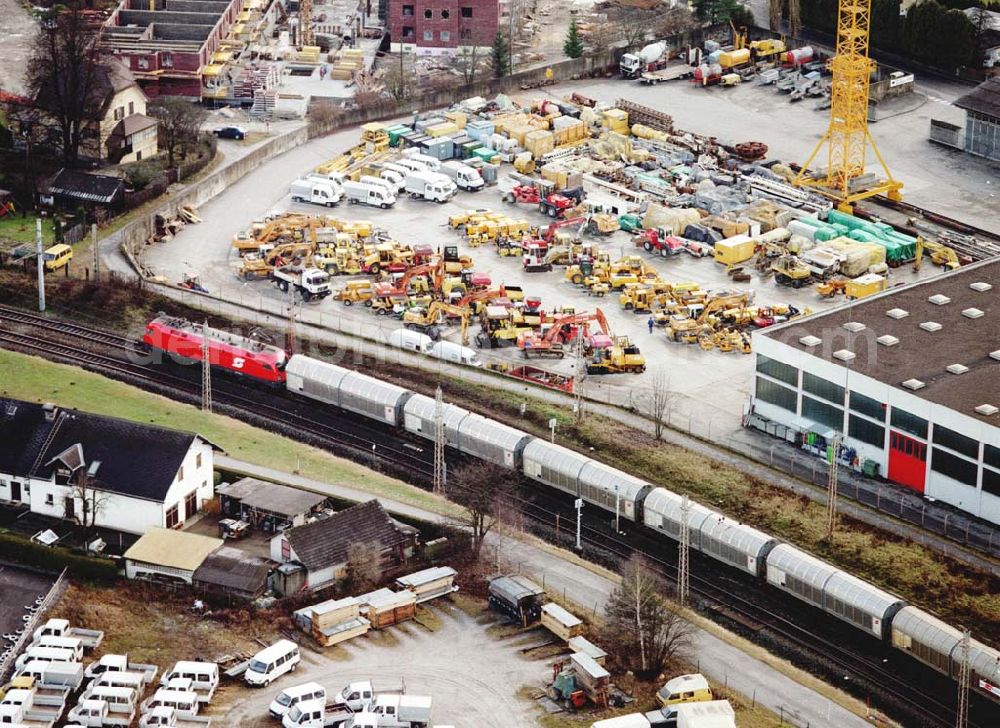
top-left (402, 301), bottom-right (472, 344)
top-left (516, 309), bottom-right (610, 359)
top-left (666, 293), bottom-right (751, 344)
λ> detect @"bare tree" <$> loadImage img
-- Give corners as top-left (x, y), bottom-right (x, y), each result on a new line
top-left (646, 372), bottom-right (674, 440)
top-left (613, 7), bottom-right (657, 48)
top-left (72, 469), bottom-right (110, 539)
top-left (603, 554), bottom-right (693, 674)
top-left (148, 98), bottom-right (207, 169)
top-left (345, 540), bottom-right (383, 591)
top-left (769, 0), bottom-right (782, 32)
top-left (587, 22), bottom-right (622, 55)
top-left (448, 461), bottom-right (514, 560)
top-left (454, 45), bottom-right (482, 85)
top-left (25, 4), bottom-right (106, 164)
top-left (382, 52), bottom-right (415, 101)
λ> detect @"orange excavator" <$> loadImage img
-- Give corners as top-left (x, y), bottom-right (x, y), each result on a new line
top-left (454, 287), bottom-right (510, 314)
top-left (391, 260), bottom-right (445, 295)
top-left (516, 308), bottom-right (610, 359)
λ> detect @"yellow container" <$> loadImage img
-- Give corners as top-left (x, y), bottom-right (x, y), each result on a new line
top-left (444, 111), bottom-right (467, 129)
top-left (713, 235), bottom-right (756, 265)
top-left (525, 129), bottom-right (554, 159)
top-left (602, 109), bottom-right (629, 127)
top-left (426, 122), bottom-right (459, 138)
top-left (631, 124), bottom-right (667, 142)
top-left (719, 48), bottom-right (751, 68)
top-left (845, 273), bottom-right (886, 299)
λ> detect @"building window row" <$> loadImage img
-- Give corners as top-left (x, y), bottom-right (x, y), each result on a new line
top-left (932, 425), bottom-right (979, 460)
top-left (984, 444), bottom-right (1000, 471)
top-left (756, 355), bottom-right (797, 386)
top-left (848, 415), bottom-right (885, 448)
top-left (803, 372), bottom-right (845, 406)
top-left (931, 447), bottom-right (978, 487)
top-left (890, 407), bottom-right (928, 439)
top-left (983, 467), bottom-right (1000, 498)
top-left (403, 6), bottom-right (468, 18)
top-left (850, 391), bottom-right (886, 422)
top-left (755, 376), bottom-right (797, 413)
top-left (802, 395), bottom-right (843, 432)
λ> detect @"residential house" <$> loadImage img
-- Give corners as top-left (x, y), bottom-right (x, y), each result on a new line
top-left (0, 398), bottom-right (217, 535)
top-left (41, 169), bottom-right (126, 212)
top-left (30, 59), bottom-right (158, 163)
top-left (269, 499), bottom-right (419, 596)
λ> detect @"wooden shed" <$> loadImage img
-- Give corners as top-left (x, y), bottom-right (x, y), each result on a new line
top-left (541, 603), bottom-right (584, 642)
top-left (394, 566), bottom-right (458, 603)
top-left (570, 651), bottom-right (610, 707)
top-left (568, 636), bottom-right (608, 666)
top-left (357, 588), bottom-right (417, 629)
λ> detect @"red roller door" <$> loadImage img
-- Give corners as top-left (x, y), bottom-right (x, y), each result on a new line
top-left (888, 430), bottom-right (927, 493)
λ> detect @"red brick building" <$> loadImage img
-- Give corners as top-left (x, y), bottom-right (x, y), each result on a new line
top-left (389, 0), bottom-right (499, 54)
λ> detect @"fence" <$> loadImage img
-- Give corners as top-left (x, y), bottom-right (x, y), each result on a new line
top-left (146, 279), bottom-right (1000, 564)
top-left (0, 567), bottom-right (68, 684)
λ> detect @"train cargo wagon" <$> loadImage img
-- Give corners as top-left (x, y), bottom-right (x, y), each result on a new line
top-left (890, 606), bottom-right (961, 677)
top-left (765, 544), bottom-right (836, 611)
top-left (697, 517), bottom-right (777, 578)
top-left (521, 440), bottom-right (588, 499)
top-left (337, 370), bottom-right (413, 426)
top-left (968, 640), bottom-right (1000, 703)
top-left (402, 394), bottom-right (470, 447)
top-left (285, 356), bottom-right (350, 406)
top-left (455, 413), bottom-right (533, 469)
top-left (822, 571), bottom-right (905, 640)
top-left (576, 461), bottom-right (651, 522)
top-left (641, 488), bottom-right (712, 547)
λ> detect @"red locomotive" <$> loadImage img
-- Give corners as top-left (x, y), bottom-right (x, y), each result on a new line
top-left (142, 316), bottom-right (288, 385)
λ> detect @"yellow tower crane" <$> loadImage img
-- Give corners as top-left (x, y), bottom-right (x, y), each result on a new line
top-left (794, 0), bottom-right (903, 212)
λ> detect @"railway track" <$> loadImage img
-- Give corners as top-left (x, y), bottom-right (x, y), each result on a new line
top-left (513, 492), bottom-right (979, 728)
top-left (0, 308), bottom-right (433, 482)
top-left (1, 307), bottom-right (994, 727)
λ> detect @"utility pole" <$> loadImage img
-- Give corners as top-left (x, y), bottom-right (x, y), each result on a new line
top-left (91, 224), bottom-right (99, 282)
top-left (678, 494), bottom-right (690, 605)
top-left (433, 385), bottom-right (446, 495)
top-left (35, 219), bottom-right (45, 312)
top-left (956, 629), bottom-right (970, 728)
top-left (286, 287), bottom-right (297, 355)
top-left (201, 321), bottom-right (212, 413)
top-left (827, 434), bottom-right (841, 542)
top-left (574, 329), bottom-right (584, 424)
top-left (574, 498), bottom-right (583, 551)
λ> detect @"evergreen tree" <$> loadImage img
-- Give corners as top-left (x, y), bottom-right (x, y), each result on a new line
top-left (491, 30), bottom-right (509, 78)
top-left (564, 18), bottom-right (584, 59)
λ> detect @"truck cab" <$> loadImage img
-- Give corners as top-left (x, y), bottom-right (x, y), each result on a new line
top-left (331, 681), bottom-right (374, 712)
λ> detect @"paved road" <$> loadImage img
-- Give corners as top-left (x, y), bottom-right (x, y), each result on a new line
top-left (220, 457), bottom-right (872, 728)
top-left (0, 0), bottom-right (36, 95)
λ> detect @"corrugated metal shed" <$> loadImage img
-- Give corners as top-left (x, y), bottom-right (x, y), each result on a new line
top-left (521, 439), bottom-right (588, 496)
top-left (455, 413), bottom-right (532, 468)
top-left (488, 575), bottom-right (544, 605)
top-left (402, 394), bottom-right (470, 446)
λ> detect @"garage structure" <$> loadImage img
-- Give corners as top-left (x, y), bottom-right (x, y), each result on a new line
top-left (749, 259), bottom-right (1000, 524)
top-left (954, 77), bottom-right (1000, 162)
top-left (124, 528), bottom-right (223, 584)
top-left (217, 477), bottom-right (328, 532)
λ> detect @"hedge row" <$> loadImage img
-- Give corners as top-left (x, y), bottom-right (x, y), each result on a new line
top-left (0, 531), bottom-right (119, 583)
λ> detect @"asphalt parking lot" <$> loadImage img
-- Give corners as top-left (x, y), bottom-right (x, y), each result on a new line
top-left (213, 598), bottom-right (547, 727)
top-left (0, 563), bottom-right (57, 644)
top-left (144, 76), bottom-right (975, 437)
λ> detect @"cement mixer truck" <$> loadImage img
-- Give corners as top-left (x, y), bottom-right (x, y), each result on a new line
top-left (620, 41), bottom-right (668, 78)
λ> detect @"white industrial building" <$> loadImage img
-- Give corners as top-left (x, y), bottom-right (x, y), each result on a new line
top-left (748, 259), bottom-right (999, 524)
top-left (0, 399), bottom-right (217, 535)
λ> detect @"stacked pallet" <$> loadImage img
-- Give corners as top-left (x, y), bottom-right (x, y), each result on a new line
top-left (570, 652), bottom-right (610, 707)
top-left (330, 48), bottom-right (364, 80)
top-left (357, 588), bottom-right (416, 629)
top-left (233, 64), bottom-right (280, 100)
top-left (568, 636), bottom-right (608, 666)
top-left (540, 603), bottom-right (584, 642)
top-left (294, 596), bottom-right (371, 647)
top-left (394, 566), bottom-right (458, 603)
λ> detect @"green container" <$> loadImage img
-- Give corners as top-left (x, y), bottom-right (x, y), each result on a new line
top-left (472, 147), bottom-right (496, 162)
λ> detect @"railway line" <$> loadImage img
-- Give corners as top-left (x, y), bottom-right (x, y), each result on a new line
top-left (1, 306), bottom-right (998, 727)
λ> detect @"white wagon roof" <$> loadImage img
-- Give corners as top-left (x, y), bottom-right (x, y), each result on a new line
top-left (766, 544), bottom-right (838, 591)
top-left (285, 355), bottom-right (349, 389)
top-left (339, 370), bottom-right (411, 407)
top-left (642, 489), bottom-right (713, 530)
top-left (456, 412), bottom-right (532, 452)
top-left (577, 460), bottom-right (650, 502)
top-left (698, 514), bottom-right (775, 555)
top-left (522, 439), bottom-right (589, 476)
top-left (892, 606), bottom-right (961, 654)
top-left (403, 394), bottom-right (470, 429)
top-left (824, 571), bottom-right (904, 619)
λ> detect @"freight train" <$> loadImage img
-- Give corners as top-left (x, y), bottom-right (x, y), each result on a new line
top-left (142, 315), bottom-right (1000, 705)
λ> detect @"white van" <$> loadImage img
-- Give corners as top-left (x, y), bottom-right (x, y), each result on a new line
top-left (34, 635), bottom-right (84, 660)
top-left (392, 158), bottom-right (428, 176)
top-left (387, 329), bottom-right (433, 354)
top-left (92, 671), bottom-right (147, 693)
top-left (269, 682), bottom-right (326, 718)
top-left (245, 640), bottom-right (300, 687)
top-left (159, 662), bottom-right (219, 703)
top-left (14, 645), bottom-right (77, 671)
top-left (429, 341), bottom-right (481, 367)
top-left (359, 175), bottom-right (398, 198)
top-left (82, 685), bottom-right (137, 713)
top-left (377, 168), bottom-right (404, 192)
top-left (401, 149), bottom-right (442, 171)
top-left (141, 687), bottom-right (200, 717)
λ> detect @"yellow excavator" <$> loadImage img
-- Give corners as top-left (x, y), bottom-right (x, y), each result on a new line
top-left (238, 241), bottom-right (315, 279)
top-left (402, 301), bottom-right (471, 345)
top-left (666, 293), bottom-right (751, 343)
top-left (913, 236), bottom-right (960, 272)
